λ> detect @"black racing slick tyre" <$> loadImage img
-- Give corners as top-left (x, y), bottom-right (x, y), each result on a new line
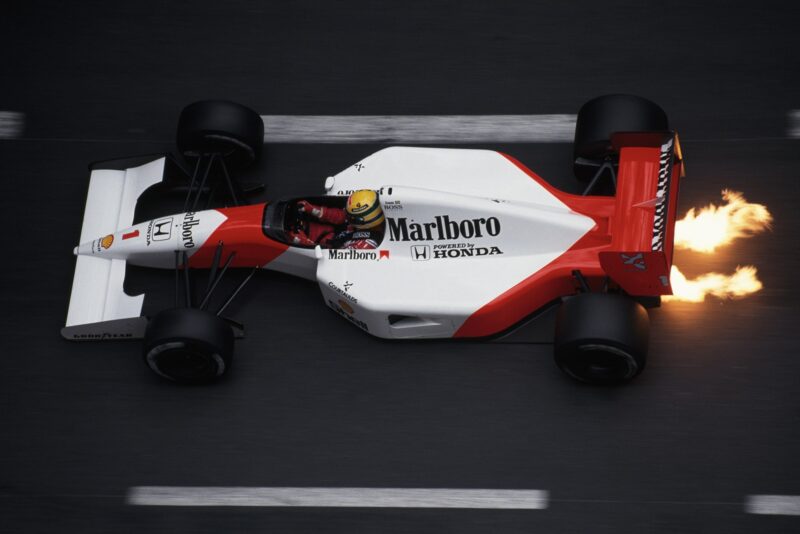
top-left (554, 293), bottom-right (649, 385)
top-left (176, 100), bottom-right (264, 169)
top-left (143, 308), bottom-right (234, 384)
top-left (573, 94), bottom-right (668, 181)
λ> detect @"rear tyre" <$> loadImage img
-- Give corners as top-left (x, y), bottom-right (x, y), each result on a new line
top-left (554, 293), bottom-right (649, 385)
top-left (143, 308), bottom-right (234, 384)
top-left (573, 94), bottom-right (668, 181)
top-left (176, 100), bottom-right (264, 169)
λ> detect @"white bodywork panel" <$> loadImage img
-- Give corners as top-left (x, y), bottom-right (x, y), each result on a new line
top-left (65, 158), bottom-right (165, 328)
top-left (63, 147), bottom-right (596, 341)
top-left (74, 209), bottom-right (228, 268)
top-left (317, 147), bottom-right (595, 338)
top-left (326, 146), bottom-right (567, 207)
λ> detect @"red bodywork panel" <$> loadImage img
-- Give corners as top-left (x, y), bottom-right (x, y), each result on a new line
top-left (456, 133), bottom-right (683, 337)
top-left (182, 133), bottom-right (683, 339)
top-left (187, 203), bottom-right (289, 268)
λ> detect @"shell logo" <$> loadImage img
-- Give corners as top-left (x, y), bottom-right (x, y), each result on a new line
top-left (100, 234), bottom-right (114, 249)
top-left (338, 299), bottom-right (354, 315)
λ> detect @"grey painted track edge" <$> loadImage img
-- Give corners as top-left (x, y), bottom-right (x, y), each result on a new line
top-left (127, 487), bottom-right (549, 509)
top-left (260, 114), bottom-right (576, 143)
top-left (745, 495), bottom-right (800, 516)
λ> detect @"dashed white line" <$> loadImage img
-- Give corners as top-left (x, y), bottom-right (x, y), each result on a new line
top-left (2, 110), bottom-right (799, 143)
top-left (0, 111), bottom-right (24, 139)
top-left (788, 110), bottom-right (800, 138)
top-left (261, 114), bottom-right (577, 143)
top-left (745, 495), bottom-right (800, 516)
top-left (126, 487), bottom-right (549, 509)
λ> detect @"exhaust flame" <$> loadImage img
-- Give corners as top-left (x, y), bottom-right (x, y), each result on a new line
top-left (667, 190), bottom-right (771, 303)
top-left (674, 190), bottom-right (772, 253)
top-left (665, 265), bottom-right (762, 303)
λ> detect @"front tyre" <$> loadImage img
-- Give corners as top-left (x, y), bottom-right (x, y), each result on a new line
top-left (176, 100), bottom-right (264, 169)
top-left (554, 293), bottom-right (649, 385)
top-left (143, 308), bottom-right (234, 384)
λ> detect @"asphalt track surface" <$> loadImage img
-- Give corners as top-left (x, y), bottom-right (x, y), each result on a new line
top-left (2, 1), bottom-right (799, 532)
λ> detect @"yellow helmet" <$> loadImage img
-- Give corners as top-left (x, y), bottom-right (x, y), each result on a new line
top-left (346, 189), bottom-right (384, 229)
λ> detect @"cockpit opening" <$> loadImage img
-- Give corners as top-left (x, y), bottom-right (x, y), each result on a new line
top-left (262, 190), bottom-right (386, 250)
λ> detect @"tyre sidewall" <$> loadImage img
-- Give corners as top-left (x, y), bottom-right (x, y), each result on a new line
top-left (555, 338), bottom-right (643, 385)
top-left (143, 308), bottom-right (234, 384)
top-left (176, 100), bottom-right (264, 169)
top-left (573, 94), bottom-right (668, 182)
top-left (145, 338), bottom-right (228, 384)
top-left (554, 293), bottom-right (649, 385)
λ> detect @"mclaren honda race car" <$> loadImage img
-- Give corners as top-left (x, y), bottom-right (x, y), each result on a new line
top-left (63, 96), bottom-right (685, 385)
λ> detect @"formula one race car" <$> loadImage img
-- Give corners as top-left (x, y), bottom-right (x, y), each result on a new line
top-left (63, 95), bottom-right (684, 385)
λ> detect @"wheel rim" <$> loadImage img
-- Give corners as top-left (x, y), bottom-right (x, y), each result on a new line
top-left (563, 344), bottom-right (638, 383)
top-left (146, 341), bottom-right (225, 383)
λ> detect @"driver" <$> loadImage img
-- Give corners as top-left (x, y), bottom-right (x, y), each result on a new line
top-left (287, 189), bottom-right (384, 249)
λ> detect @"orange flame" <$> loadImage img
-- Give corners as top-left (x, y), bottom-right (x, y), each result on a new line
top-left (664, 265), bottom-right (762, 303)
top-left (667, 190), bottom-right (771, 303)
top-left (673, 190), bottom-right (772, 253)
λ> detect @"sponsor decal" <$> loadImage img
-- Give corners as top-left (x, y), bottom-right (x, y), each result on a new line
top-left (411, 245), bottom-right (430, 261)
top-left (327, 249), bottom-right (390, 261)
top-left (621, 252), bottom-right (646, 271)
top-left (384, 200), bottom-right (403, 210)
top-left (71, 332), bottom-right (133, 340)
top-left (354, 163), bottom-right (365, 172)
top-left (411, 242), bottom-right (503, 260)
top-left (651, 138), bottom-right (674, 252)
top-left (412, 243), bottom-right (503, 259)
top-left (335, 186), bottom-right (393, 196)
top-left (122, 229), bottom-right (140, 240)
top-left (181, 212), bottom-right (199, 249)
top-left (328, 281), bottom-right (357, 304)
top-left (432, 243), bottom-right (503, 259)
top-left (100, 234), bottom-right (114, 249)
top-left (328, 299), bottom-right (369, 331)
top-left (146, 216), bottom-right (173, 246)
top-left (388, 215), bottom-right (501, 242)
top-left (338, 299), bottom-right (354, 315)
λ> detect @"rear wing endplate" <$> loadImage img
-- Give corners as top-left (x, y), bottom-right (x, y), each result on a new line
top-left (599, 131), bottom-right (684, 296)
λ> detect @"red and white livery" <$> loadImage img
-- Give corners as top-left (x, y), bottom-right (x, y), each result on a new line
top-left (64, 137), bottom-right (684, 341)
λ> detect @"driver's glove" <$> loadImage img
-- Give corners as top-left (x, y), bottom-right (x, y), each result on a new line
top-left (287, 229), bottom-right (316, 246)
top-left (297, 200), bottom-right (324, 219)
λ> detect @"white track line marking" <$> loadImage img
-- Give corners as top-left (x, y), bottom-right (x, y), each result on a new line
top-left (261, 115), bottom-right (576, 143)
top-left (746, 495), bottom-right (800, 515)
top-left (126, 487), bottom-right (549, 509)
top-left (788, 110), bottom-right (800, 138)
top-left (1, 111), bottom-right (798, 143)
top-left (0, 111), bottom-right (24, 139)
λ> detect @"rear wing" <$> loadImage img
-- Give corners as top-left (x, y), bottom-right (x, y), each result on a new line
top-left (62, 156), bottom-right (167, 340)
top-left (599, 131), bottom-right (684, 296)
